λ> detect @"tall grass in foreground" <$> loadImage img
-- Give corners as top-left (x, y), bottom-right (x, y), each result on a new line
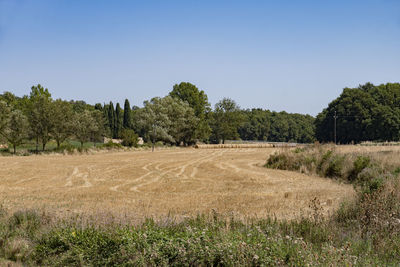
top-left (265, 144), bottom-right (400, 265)
top-left (1, 206), bottom-right (399, 266)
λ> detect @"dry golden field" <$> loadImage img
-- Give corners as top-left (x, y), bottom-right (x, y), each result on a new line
top-left (0, 147), bottom-right (354, 221)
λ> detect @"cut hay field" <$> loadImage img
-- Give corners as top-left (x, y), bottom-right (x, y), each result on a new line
top-left (0, 148), bottom-right (354, 221)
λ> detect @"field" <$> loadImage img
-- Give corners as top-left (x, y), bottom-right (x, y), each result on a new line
top-left (0, 147), bottom-right (353, 221)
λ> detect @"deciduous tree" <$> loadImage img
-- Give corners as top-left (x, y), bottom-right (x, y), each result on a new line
top-left (1, 109), bottom-right (29, 153)
top-left (74, 110), bottom-right (98, 148)
top-left (26, 84), bottom-right (54, 152)
top-left (51, 99), bottom-right (74, 148)
top-left (211, 98), bottom-right (243, 144)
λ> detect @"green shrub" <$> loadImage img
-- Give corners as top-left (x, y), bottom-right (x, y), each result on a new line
top-left (121, 129), bottom-right (139, 147)
top-left (324, 155), bottom-right (345, 178)
top-left (348, 156), bottom-right (371, 181)
top-left (316, 150), bottom-right (333, 175)
top-left (265, 152), bottom-right (302, 171)
top-left (361, 177), bottom-right (384, 195)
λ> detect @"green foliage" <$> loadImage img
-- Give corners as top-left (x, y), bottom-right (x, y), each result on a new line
top-left (210, 98), bottom-right (243, 144)
top-left (74, 110), bottom-right (100, 148)
top-left (100, 141), bottom-right (123, 149)
top-left (348, 156), bottom-right (371, 181)
top-left (8, 210), bottom-right (42, 236)
top-left (324, 155), bottom-right (345, 178)
top-left (0, 204), bottom-right (399, 265)
top-left (265, 146), bottom-right (397, 192)
top-left (169, 82), bottom-right (212, 141)
top-left (315, 82), bottom-right (400, 143)
top-left (2, 82), bottom-right (400, 153)
top-left (51, 99), bottom-right (74, 148)
top-left (106, 102), bottom-right (116, 138)
top-left (237, 109), bottom-right (315, 143)
top-left (136, 96), bottom-right (199, 146)
top-left (265, 152), bottom-right (302, 171)
top-left (123, 99), bottom-right (133, 129)
top-left (121, 129), bottom-right (138, 147)
top-left (0, 109), bottom-right (29, 153)
top-left (316, 150), bottom-right (333, 175)
top-left (26, 84), bottom-right (54, 151)
top-left (115, 103), bottom-right (123, 138)
top-left (169, 82), bottom-right (210, 118)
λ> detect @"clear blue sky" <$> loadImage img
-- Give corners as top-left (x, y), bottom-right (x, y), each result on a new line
top-left (0, 0), bottom-right (399, 115)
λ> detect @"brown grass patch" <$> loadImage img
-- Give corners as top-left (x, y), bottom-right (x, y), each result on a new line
top-left (0, 147), bottom-right (353, 221)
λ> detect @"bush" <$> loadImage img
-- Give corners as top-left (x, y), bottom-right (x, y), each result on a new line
top-left (316, 150), bottom-right (333, 175)
top-left (324, 155), bottom-right (345, 178)
top-left (348, 156), bottom-right (371, 181)
top-left (121, 129), bottom-right (138, 147)
top-left (265, 152), bottom-right (302, 171)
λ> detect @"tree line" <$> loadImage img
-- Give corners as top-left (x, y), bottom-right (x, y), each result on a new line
top-left (0, 82), bottom-right (317, 153)
top-left (0, 85), bottom-right (105, 153)
top-left (315, 82), bottom-right (400, 143)
top-left (2, 81), bottom-right (397, 152)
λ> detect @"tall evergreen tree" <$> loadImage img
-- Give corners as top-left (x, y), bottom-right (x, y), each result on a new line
top-left (107, 102), bottom-right (115, 138)
top-left (115, 103), bottom-right (123, 138)
top-left (123, 99), bottom-right (132, 129)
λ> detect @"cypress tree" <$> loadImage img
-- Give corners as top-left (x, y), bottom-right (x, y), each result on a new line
top-left (108, 102), bottom-right (115, 138)
top-left (123, 99), bottom-right (132, 129)
top-left (102, 104), bottom-right (111, 137)
top-left (115, 103), bottom-right (123, 138)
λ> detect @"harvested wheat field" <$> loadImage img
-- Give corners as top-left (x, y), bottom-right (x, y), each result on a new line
top-left (0, 148), bottom-right (354, 221)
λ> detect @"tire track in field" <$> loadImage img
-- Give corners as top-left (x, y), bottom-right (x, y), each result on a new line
top-left (182, 150), bottom-right (228, 193)
top-left (130, 150), bottom-right (220, 193)
top-left (109, 162), bottom-right (155, 192)
top-left (63, 167), bottom-right (93, 188)
top-left (65, 167), bottom-right (79, 187)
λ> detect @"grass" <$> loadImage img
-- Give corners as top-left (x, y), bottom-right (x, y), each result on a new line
top-left (264, 144), bottom-right (400, 265)
top-left (1, 145), bottom-right (398, 265)
top-left (0, 206), bottom-right (398, 266)
top-left (0, 148), bottom-right (352, 221)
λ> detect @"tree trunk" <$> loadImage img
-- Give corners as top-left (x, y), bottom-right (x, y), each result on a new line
top-left (36, 137), bottom-right (39, 153)
top-left (81, 141), bottom-right (84, 148)
top-left (57, 140), bottom-right (60, 149)
top-left (13, 144), bottom-right (16, 154)
top-left (42, 142), bottom-right (46, 151)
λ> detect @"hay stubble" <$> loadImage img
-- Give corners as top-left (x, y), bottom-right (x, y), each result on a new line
top-left (0, 148), bottom-right (353, 220)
